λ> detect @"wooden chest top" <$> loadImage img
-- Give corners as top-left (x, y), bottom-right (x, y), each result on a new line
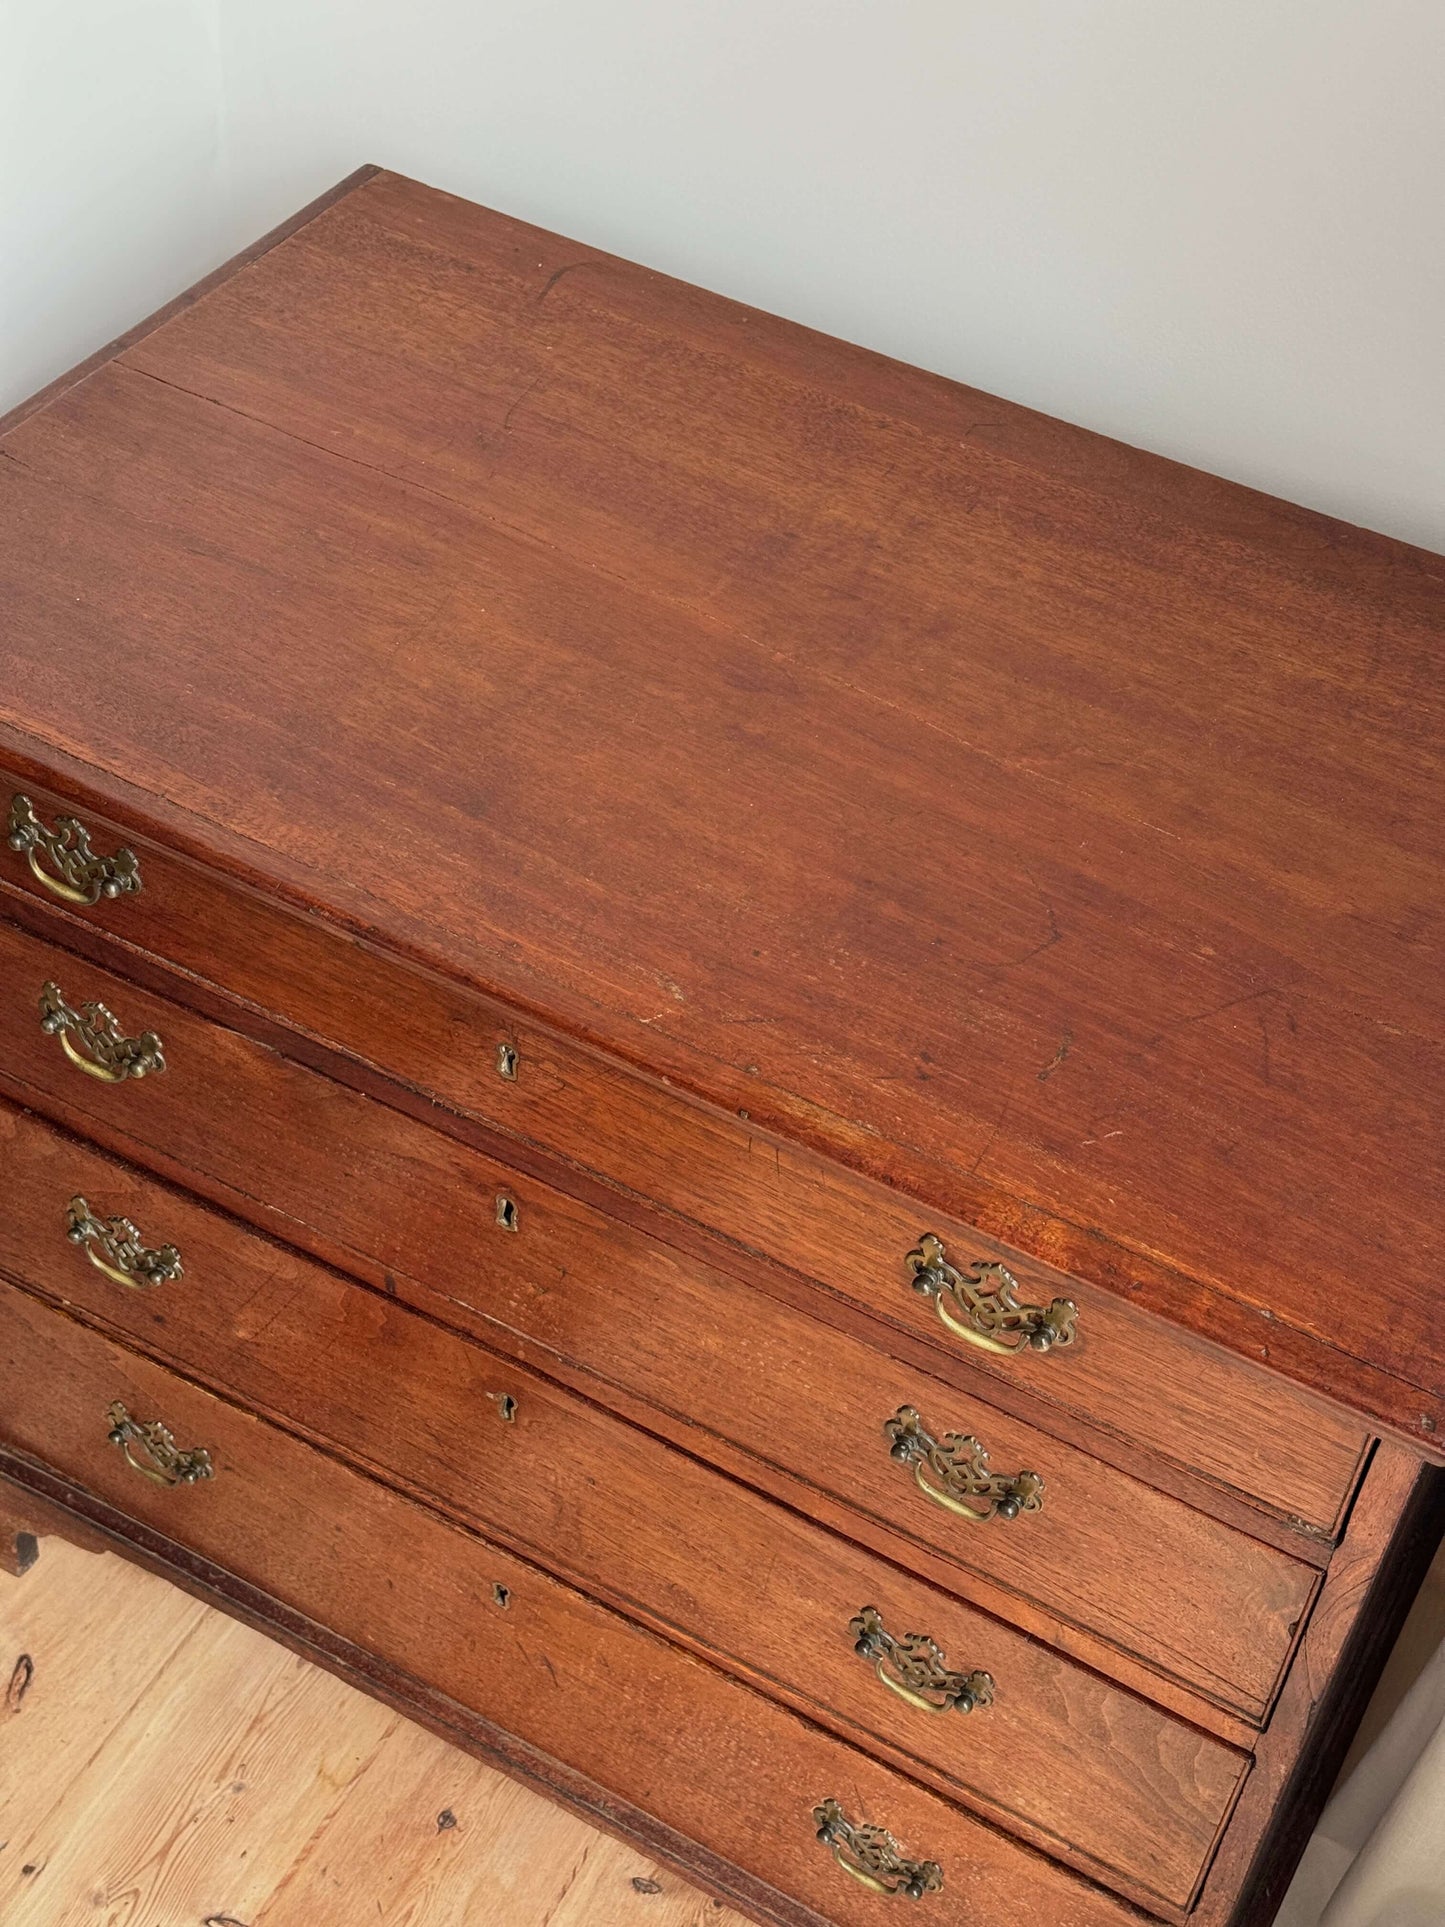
top-left (1, 166), bottom-right (1441, 1438)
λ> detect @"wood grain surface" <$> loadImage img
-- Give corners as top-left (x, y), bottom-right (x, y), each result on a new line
top-left (0, 789), bottom-right (1374, 1535)
top-left (1193, 1442), bottom-right (1445, 1925)
top-left (1, 1533), bottom-right (732, 1927)
top-left (0, 169), bottom-right (1440, 1441)
top-left (0, 894), bottom-right (1367, 1555)
top-left (3, 1381), bottom-right (1440, 1927)
top-left (0, 1079), bottom-right (1277, 1749)
top-left (0, 1103), bottom-right (1250, 1912)
top-left (0, 935), bottom-right (1319, 1727)
top-left (1, 165), bottom-right (1441, 1927)
top-left (0, 1297), bottom-right (1151, 1927)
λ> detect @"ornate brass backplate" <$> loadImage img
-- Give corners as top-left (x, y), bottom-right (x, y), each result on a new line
top-left (906, 1233), bottom-right (1078, 1355)
top-left (849, 1606), bottom-right (995, 1715)
top-left (67, 1196), bottom-right (183, 1289)
top-left (7, 794), bottom-right (142, 905)
top-left (884, 1406), bottom-right (1044, 1523)
top-left (106, 1401), bottom-right (213, 1486)
top-left (39, 981), bottom-right (166, 1083)
top-left (812, 1799), bottom-right (943, 1899)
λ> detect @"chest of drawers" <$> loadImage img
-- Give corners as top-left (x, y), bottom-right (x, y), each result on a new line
top-left (1, 166), bottom-right (1442, 1927)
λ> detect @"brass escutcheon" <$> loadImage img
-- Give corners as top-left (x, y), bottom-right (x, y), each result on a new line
top-left (67, 1196), bottom-right (183, 1290)
top-left (105, 1401), bottom-right (213, 1487)
top-left (812, 1799), bottom-right (943, 1899)
top-left (884, 1406), bottom-right (1044, 1523)
top-left (39, 981), bottom-right (165, 1084)
top-left (7, 795), bottom-right (142, 906)
top-left (906, 1233), bottom-right (1077, 1356)
top-left (849, 1606), bottom-right (994, 1716)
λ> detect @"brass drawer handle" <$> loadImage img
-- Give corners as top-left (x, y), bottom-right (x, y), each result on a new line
top-left (39, 981), bottom-right (165, 1083)
top-left (812, 1799), bottom-right (942, 1899)
top-left (105, 1401), bottom-right (213, 1486)
top-left (850, 1606), bottom-right (994, 1716)
top-left (885, 1406), bottom-right (1044, 1523)
top-left (8, 794), bottom-right (142, 906)
top-left (67, 1196), bottom-right (183, 1290)
top-left (907, 1233), bottom-right (1077, 1355)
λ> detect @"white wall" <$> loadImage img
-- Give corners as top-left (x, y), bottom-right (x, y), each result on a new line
top-left (4, 2), bottom-right (1444, 550)
top-left (0, 0), bottom-right (224, 410)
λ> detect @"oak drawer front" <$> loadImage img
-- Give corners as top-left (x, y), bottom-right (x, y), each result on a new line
top-left (0, 1287), bottom-right (1158, 1927)
top-left (0, 766), bottom-right (1370, 1534)
top-left (0, 1111), bottom-right (1246, 1910)
top-left (0, 930), bottom-right (1318, 1722)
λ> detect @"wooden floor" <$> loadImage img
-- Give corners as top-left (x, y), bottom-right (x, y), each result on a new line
top-left (6, 1534), bottom-right (1444, 1926)
top-left (0, 1536), bottom-right (744, 1926)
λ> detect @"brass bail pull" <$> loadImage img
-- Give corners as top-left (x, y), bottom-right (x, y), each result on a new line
top-left (39, 981), bottom-right (166, 1084)
top-left (906, 1233), bottom-right (1077, 1356)
top-left (7, 794), bottom-right (142, 906)
top-left (105, 1401), bottom-right (213, 1487)
top-left (67, 1197), bottom-right (183, 1290)
top-left (849, 1607), bottom-right (994, 1716)
top-left (812, 1799), bottom-right (943, 1900)
top-left (884, 1406), bottom-right (1045, 1524)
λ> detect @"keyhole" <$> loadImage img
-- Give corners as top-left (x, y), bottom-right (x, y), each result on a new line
top-left (495, 1194), bottom-right (518, 1232)
top-left (496, 1042), bottom-right (519, 1080)
top-left (491, 1583), bottom-right (511, 1609)
top-left (490, 1392), bottom-right (518, 1423)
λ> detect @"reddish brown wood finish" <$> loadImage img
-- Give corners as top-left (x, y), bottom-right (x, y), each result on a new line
top-left (0, 888), bottom-right (1368, 1551)
top-left (0, 168), bottom-right (380, 444)
top-left (0, 765), bottom-right (1375, 1534)
top-left (0, 929), bottom-right (1320, 1722)
top-left (0, 1137), bottom-right (1247, 1911)
top-left (0, 1468), bottom-right (105, 1573)
top-left (0, 1290), bottom-right (1155, 1927)
top-left (0, 1075), bottom-right (1271, 1751)
top-left (1, 1324), bottom-right (1439, 1927)
top-left (0, 169), bottom-right (1440, 1446)
top-left (1192, 1441), bottom-right (1445, 1925)
top-left (0, 1471), bottom-right (839, 1927)
top-left (2, 169), bottom-right (1442, 1927)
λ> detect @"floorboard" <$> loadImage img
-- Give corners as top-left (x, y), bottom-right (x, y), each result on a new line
top-left (9, 1532), bottom-right (1442, 1925)
top-left (1, 1538), bottom-right (741, 1926)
